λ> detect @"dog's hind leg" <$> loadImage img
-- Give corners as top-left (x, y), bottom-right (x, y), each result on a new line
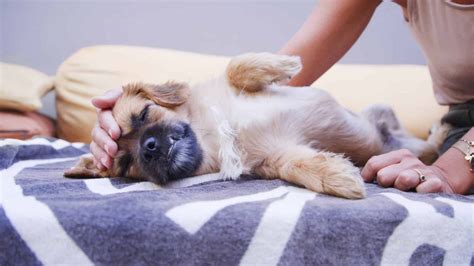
top-left (361, 104), bottom-right (445, 164)
top-left (226, 53), bottom-right (302, 93)
top-left (250, 144), bottom-right (366, 199)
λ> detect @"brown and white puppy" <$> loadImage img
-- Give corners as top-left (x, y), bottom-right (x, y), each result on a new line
top-left (65, 53), bottom-right (439, 199)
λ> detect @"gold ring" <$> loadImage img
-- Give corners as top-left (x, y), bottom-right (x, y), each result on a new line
top-left (414, 169), bottom-right (427, 183)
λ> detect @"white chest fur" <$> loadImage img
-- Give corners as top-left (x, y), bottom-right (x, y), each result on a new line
top-left (200, 84), bottom-right (328, 179)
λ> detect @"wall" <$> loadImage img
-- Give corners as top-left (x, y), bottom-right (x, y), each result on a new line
top-left (1, 0), bottom-right (426, 117)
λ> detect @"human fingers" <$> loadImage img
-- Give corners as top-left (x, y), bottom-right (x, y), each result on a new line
top-left (90, 141), bottom-right (113, 169)
top-left (90, 142), bottom-right (106, 170)
top-left (393, 169), bottom-right (422, 191)
top-left (375, 163), bottom-right (406, 188)
top-left (361, 149), bottom-right (413, 182)
top-left (92, 124), bottom-right (118, 157)
top-left (97, 109), bottom-right (121, 140)
top-left (91, 89), bottom-right (123, 109)
top-left (416, 177), bottom-right (447, 193)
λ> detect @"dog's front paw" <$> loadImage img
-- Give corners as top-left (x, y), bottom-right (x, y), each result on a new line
top-left (320, 166), bottom-right (366, 200)
top-left (280, 151), bottom-right (366, 199)
top-left (311, 153), bottom-right (366, 199)
top-left (226, 53), bottom-right (302, 92)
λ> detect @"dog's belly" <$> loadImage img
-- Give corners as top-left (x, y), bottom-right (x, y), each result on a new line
top-left (233, 85), bottom-right (383, 166)
top-left (234, 86), bottom-right (330, 128)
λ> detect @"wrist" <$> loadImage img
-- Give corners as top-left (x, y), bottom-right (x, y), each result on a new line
top-left (433, 151), bottom-right (473, 194)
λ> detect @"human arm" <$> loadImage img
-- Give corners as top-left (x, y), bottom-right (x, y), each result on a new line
top-left (90, 89), bottom-right (122, 170)
top-left (361, 128), bottom-right (474, 194)
top-left (278, 0), bottom-right (381, 86)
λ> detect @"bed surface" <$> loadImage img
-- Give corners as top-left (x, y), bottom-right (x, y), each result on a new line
top-left (1, 138), bottom-right (473, 265)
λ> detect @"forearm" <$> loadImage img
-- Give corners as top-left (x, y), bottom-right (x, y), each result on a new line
top-left (279, 0), bottom-right (381, 86)
top-left (433, 127), bottom-right (474, 194)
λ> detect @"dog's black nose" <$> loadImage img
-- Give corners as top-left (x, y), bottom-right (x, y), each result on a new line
top-left (144, 137), bottom-right (158, 151)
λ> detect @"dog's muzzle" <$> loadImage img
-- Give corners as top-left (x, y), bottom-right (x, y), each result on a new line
top-left (139, 122), bottom-right (203, 183)
top-left (141, 134), bottom-right (180, 163)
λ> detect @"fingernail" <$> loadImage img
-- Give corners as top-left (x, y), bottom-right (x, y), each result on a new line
top-left (104, 144), bottom-right (110, 154)
top-left (101, 158), bottom-right (110, 168)
top-left (108, 129), bottom-right (114, 138)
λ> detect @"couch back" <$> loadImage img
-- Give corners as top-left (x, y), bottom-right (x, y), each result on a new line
top-left (54, 46), bottom-right (445, 142)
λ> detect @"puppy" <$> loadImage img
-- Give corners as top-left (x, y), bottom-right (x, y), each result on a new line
top-left (65, 53), bottom-right (439, 199)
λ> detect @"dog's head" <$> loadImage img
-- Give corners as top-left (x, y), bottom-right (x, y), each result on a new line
top-left (65, 82), bottom-right (204, 184)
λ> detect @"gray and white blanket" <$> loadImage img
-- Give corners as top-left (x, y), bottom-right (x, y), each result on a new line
top-left (1, 138), bottom-right (473, 265)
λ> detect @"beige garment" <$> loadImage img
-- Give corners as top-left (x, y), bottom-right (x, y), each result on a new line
top-left (406, 0), bottom-right (474, 105)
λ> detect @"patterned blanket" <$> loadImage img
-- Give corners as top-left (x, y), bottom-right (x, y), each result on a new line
top-left (1, 138), bottom-right (473, 265)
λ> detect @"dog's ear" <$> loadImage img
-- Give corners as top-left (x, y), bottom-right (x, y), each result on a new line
top-left (122, 82), bottom-right (190, 108)
top-left (146, 81), bottom-right (190, 108)
top-left (64, 154), bottom-right (109, 178)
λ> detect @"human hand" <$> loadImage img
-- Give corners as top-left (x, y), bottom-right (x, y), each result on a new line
top-left (90, 89), bottom-right (122, 170)
top-left (361, 149), bottom-right (454, 193)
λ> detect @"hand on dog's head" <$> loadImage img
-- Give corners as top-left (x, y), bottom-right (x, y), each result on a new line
top-left (65, 82), bottom-right (203, 184)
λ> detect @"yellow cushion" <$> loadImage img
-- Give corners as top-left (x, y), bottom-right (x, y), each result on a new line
top-left (314, 65), bottom-right (447, 139)
top-left (0, 63), bottom-right (54, 112)
top-left (55, 45), bottom-right (445, 142)
top-left (55, 45), bottom-right (229, 142)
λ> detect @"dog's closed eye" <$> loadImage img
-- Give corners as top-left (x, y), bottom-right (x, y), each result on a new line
top-left (139, 105), bottom-right (150, 123)
top-left (131, 105), bottom-right (151, 130)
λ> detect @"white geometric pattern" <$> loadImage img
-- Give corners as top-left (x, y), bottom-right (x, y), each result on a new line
top-left (381, 193), bottom-right (474, 265)
top-left (166, 186), bottom-right (316, 265)
top-left (0, 157), bottom-right (93, 265)
top-left (1, 138), bottom-right (473, 265)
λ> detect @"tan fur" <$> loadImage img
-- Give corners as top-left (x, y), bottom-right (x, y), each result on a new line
top-left (66, 53), bottom-right (439, 199)
top-left (251, 145), bottom-right (366, 199)
top-left (418, 122), bottom-right (452, 164)
top-left (65, 154), bottom-right (108, 178)
top-left (427, 123), bottom-right (452, 149)
top-left (226, 53), bottom-right (302, 93)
